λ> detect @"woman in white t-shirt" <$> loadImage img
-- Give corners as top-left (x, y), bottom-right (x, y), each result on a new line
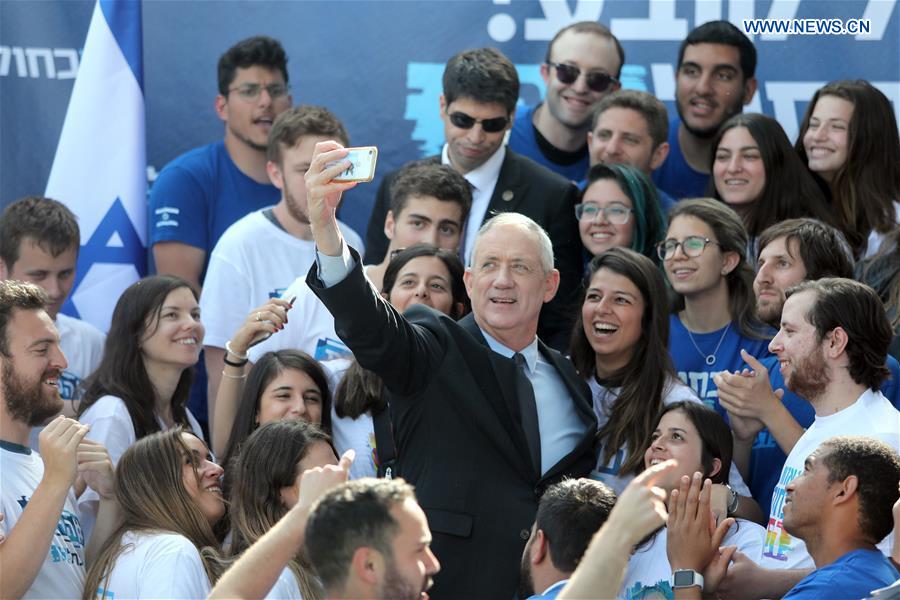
top-left (226, 419), bottom-right (339, 600)
top-left (77, 275), bottom-right (207, 465)
top-left (82, 428), bottom-right (225, 599)
top-left (796, 80), bottom-right (900, 260)
top-left (330, 244), bottom-right (468, 479)
top-left (620, 401), bottom-right (765, 600)
top-left (570, 247), bottom-right (695, 493)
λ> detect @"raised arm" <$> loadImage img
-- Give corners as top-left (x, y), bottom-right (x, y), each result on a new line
top-left (211, 299), bottom-right (291, 456)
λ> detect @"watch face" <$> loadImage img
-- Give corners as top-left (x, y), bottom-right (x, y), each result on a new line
top-left (673, 571), bottom-right (695, 586)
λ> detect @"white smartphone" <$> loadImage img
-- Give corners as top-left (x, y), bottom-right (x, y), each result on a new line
top-left (327, 146), bottom-right (378, 182)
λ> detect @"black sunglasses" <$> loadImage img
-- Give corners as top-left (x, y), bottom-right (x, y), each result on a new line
top-left (547, 62), bottom-right (619, 93)
top-left (448, 111), bottom-right (509, 133)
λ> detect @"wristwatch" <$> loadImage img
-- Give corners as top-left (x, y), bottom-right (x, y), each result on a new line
top-left (725, 483), bottom-right (740, 516)
top-left (671, 569), bottom-right (704, 590)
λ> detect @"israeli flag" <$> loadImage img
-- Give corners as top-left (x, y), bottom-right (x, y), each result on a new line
top-left (45, 0), bottom-right (146, 332)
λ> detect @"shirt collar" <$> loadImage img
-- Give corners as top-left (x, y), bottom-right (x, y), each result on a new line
top-left (538, 580), bottom-right (568, 597)
top-left (479, 328), bottom-right (539, 373)
top-left (441, 143), bottom-right (506, 192)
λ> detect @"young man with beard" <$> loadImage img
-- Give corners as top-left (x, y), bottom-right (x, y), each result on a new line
top-left (518, 478), bottom-right (615, 600)
top-left (0, 280), bottom-right (117, 598)
top-left (712, 279), bottom-right (900, 599)
top-left (653, 21), bottom-right (757, 200)
top-left (200, 105), bottom-right (362, 412)
top-left (304, 478), bottom-right (441, 600)
top-left (509, 22), bottom-right (623, 182)
top-left (714, 220), bottom-right (900, 514)
top-left (150, 36), bottom-right (293, 292)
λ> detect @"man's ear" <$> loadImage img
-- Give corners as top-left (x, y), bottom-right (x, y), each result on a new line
top-left (531, 529), bottom-right (550, 566)
top-left (825, 327), bottom-right (850, 360)
top-left (215, 94), bottom-right (228, 122)
top-left (832, 475), bottom-right (859, 507)
top-left (266, 161), bottom-right (285, 191)
top-left (649, 142), bottom-right (670, 172)
top-left (350, 547), bottom-right (382, 586)
top-left (742, 78), bottom-right (758, 105)
top-left (384, 210), bottom-right (396, 241)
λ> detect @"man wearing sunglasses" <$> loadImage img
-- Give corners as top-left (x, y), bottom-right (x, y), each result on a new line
top-left (509, 21), bottom-right (623, 183)
top-left (364, 48), bottom-right (583, 351)
top-left (653, 20), bottom-right (757, 201)
top-left (150, 36), bottom-right (293, 293)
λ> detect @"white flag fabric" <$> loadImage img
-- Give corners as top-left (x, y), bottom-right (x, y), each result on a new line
top-left (45, 0), bottom-right (146, 333)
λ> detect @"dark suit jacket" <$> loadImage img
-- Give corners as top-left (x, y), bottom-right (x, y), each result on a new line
top-left (363, 150), bottom-right (583, 350)
top-left (308, 252), bottom-right (597, 600)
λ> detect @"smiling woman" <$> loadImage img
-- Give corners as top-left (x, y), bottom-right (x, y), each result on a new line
top-left (82, 429), bottom-right (226, 600)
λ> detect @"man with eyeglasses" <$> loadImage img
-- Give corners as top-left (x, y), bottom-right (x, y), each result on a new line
top-left (149, 36), bottom-right (293, 293)
top-left (364, 48), bottom-right (583, 350)
top-left (653, 20), bottom-right (757, 200)
top-left (509, 21), bottom-right (623, 183)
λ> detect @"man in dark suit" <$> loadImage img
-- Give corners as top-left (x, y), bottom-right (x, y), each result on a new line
top-left (304, 139), bottom-right (598, 600)
top-left (363, 48), bottom-right (583, 350)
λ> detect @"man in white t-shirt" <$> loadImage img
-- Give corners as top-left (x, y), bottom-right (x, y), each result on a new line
top-left (0, 196), bottom-right (105, 429)
top-left (0, 280), bottom-right (117, 598)
top-left (714, 278), bottom-right (900, 599)
top-left (201, 105), bottom-right (363, 412)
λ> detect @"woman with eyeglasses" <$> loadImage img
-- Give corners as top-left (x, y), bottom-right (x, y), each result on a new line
top-left (796, 80), bottom-right (900, 259)
top-left (707, 113), bottom-right (832, 262)
top-left (575, 163), bottom-right (667, 266)
top-left (659, 199), bottom-right (772, 415)
top-left (331, 244), bottom-right (468, 479)
top-left (82, 428), bottom-right (225, 599)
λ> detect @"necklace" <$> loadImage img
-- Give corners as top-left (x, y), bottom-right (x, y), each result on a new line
top-left (685, 321), bottom-right (731, 366)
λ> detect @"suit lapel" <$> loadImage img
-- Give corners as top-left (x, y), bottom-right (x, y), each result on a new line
top-left (458, 315), bottom-right (537, 483)
top-left (486, 151), bottom-right (528, 218)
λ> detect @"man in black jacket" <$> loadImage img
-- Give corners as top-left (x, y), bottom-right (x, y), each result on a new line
top-left (364, 48), bottom-right (582, 350)
top-left (304, 139), bottom-right (597, 600)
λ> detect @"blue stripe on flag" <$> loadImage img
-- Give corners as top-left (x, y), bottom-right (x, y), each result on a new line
top-left (99, 0), bottom-right (143, 89)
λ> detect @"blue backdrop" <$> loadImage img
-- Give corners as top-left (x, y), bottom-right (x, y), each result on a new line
top-left (2, 0), bottom-right (899, 239)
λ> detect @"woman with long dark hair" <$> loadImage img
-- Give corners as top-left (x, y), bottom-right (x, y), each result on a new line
top-left (78, 276), bottom-right (206, 463)
top-left (226, 419), bottom-right (338, 599)
top-left (796, 80), bottom-right (900, 259)
top-left (331, 243), bottom-right (468, 478)
top-left (707, 113), bottom-right (832, 260)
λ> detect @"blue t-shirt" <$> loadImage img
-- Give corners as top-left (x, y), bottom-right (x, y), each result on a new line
top-left (652, 117), bottom-right (710, 200)
top-left (783, 549), bottom-right (899, 599)
top-left (748, 355), bottom-right (900, 514)
top-left (668, 314), bottom-right (773, 418)
top-left (509, 103), bottom-right (589, 183)
top-left (149, 140), bottom-right (281, 277)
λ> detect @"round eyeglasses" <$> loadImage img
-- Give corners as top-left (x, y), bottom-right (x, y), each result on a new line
top-left (574, 202), bottom-right (633, 225)
top-left (656, 236), bottom-right (722, 261)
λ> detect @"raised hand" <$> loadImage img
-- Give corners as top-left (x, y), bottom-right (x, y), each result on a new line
top-left (305, 141), bottom-right (357, 256)
top-left (296, 449), bottom-right (356, 513)
top-left (667, 473), bottom-right (735, 572)
top-left (607, 459), bottom-right (678, 546)
top-left (714, 350), bottom-right (783, 441)
top-left (228, 297), bottom-right (294, 357)
top-left (38, 416), bottom-right (90, 489)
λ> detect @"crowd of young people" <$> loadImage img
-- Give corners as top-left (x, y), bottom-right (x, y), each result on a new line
top-left (2, 17), bottom-right (899, 600)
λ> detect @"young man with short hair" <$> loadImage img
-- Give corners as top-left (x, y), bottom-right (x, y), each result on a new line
top-left (509, 21), bottom-right (623, 181)
top-left (518, 478), bottom-right (616, 600)
top-left (0, 196), bottom-right (105, 423)
top-left (200, 104), bottom-right (362, 414)
top-left (714, 279), bottom-right (900, 598)
top-left (654, 21), bottom-right (757, 200)
top-left (0, 280), bottom-right (117, 598)
top-left (150, 36), bottom-right (293, 291)
top-left (587, 89), bottom-right (675, 212)
top-left (305, 478), bottom-right (440, 600)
